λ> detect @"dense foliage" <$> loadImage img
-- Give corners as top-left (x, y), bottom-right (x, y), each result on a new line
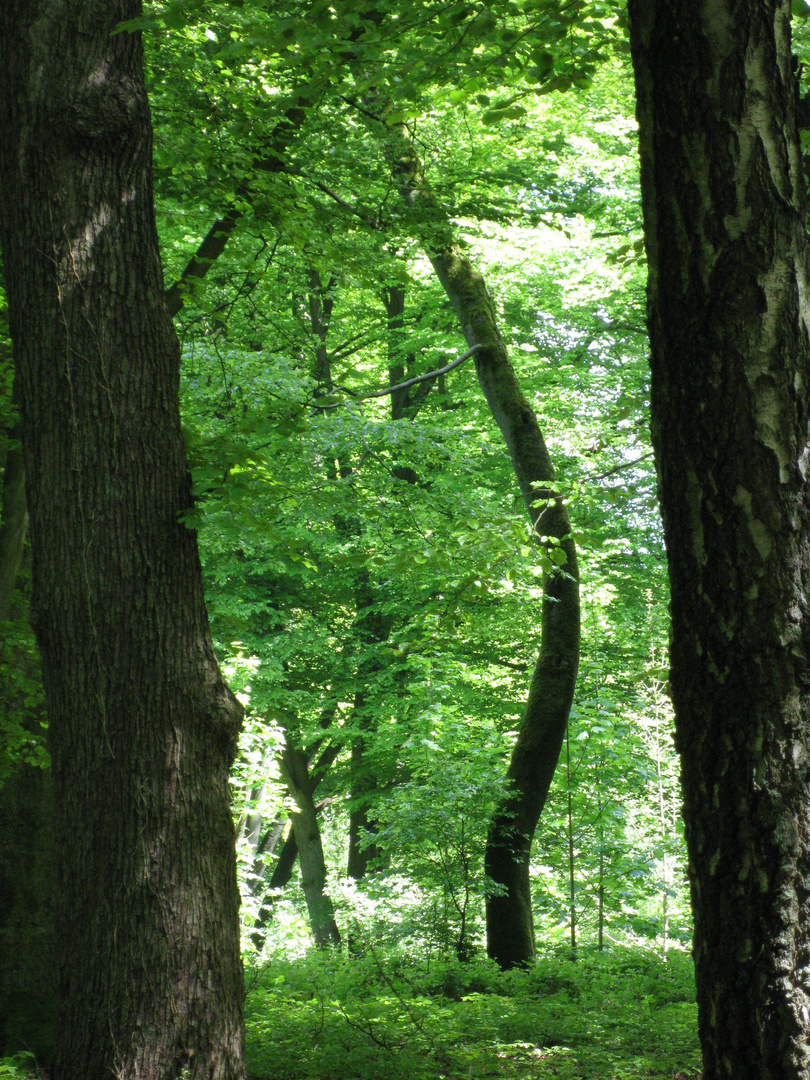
top-left (157, 24), bottom-right (688, 963)
top-left (0, 0), bottom-right (701, 1074)
top-left (244, 947), bottom-right (700, 1080)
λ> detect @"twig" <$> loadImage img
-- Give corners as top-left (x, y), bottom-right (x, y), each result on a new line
top-left (334, 997), bottom-right (398, 1053)
top-left (582, 452), bottom-right (654, 484)
top-left (320, 344), bottom-right (483, 408)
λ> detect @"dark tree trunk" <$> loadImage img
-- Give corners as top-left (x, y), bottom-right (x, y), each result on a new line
top-left (0, 765), bottom-right (57, 1060)
top-left (0, 421), bottom-right (27, 623)
top-left (0, 4), bottom-right (246, 1078)
top-left (383, 123), bottom-right (580, 968)
top-left (630, 1), bottom-right (810, 1075)
top-left (0, 326), bottom-right (27, 624)
top-left (346, 575), bottom-right (392, 880)
top-left (163, 105), bottom-right (307, 320)
top-left (346, 738), bottom-right (379, 880)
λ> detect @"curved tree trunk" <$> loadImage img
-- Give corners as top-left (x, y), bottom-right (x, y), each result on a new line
top-left (0, 4), bottom-right (246, 1078)
top-left (630, 1), bottom-right (810, 1075)
top-left (383, 123), bottom-right (580, 968)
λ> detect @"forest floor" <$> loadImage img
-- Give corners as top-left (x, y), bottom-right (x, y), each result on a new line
top-left (0, 947), bottom-right (700, 1080)
top-left (244, 946), bottom-right (701, 1080)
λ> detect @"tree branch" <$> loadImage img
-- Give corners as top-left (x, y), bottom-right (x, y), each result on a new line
top-left (321, 344), bottom-right (482, 407)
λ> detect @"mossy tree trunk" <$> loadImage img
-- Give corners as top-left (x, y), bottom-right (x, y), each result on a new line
top-left (0, 3), bottom-right (246, 1077)
top-left (630, 1), bottom-right (810, 1075)
top-left (383, 122), bottom-right (580, 969)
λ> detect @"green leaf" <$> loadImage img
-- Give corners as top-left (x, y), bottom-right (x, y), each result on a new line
top-left (481, 104), bottom-right (528, 125)
top-left (534, 75), bottom-right (573, 96)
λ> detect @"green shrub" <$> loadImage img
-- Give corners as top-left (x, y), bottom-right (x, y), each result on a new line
top-left (244, 945), bottom-right (700, 1079)
top-left (0, 1053), bottom-right (36, 1079)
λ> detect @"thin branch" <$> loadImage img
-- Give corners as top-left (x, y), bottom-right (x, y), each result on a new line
top-left (583, 452), bottom-right (654, 484)
top-left (165, 205), bottom-right (243, 318)
top-left (322, 344), bottom-right (483, 408)
top-left (329, 333), bottom-right (386, 364)
top-left (461, 652), bottom-right (530, 672)
top-left (302, 176), bottom-right (379, 229)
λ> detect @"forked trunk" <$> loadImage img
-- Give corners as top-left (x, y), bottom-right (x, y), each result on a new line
top-left (280, 740), bottom-right (341, 948)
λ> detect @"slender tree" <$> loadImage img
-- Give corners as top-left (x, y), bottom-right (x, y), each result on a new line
top-left (0, 3), bottom-right (246, 1077)
top-left (382, 119), bottom-right (580, 968)
top-left (630, 1), bottom-right (810, 1075)
top-left (279, 733), bottom-right (341, 948)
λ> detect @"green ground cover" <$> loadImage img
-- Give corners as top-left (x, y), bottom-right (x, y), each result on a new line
top-left (244, 947), bottom-right (700, 1080)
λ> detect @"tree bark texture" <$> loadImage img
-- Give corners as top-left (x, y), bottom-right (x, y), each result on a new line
top-left (630, 1), bottom-right (810, 1075)
top-left (0, 4), bottom-right (246, 1078)
top-left (383, 124), bottom-right (580, 968)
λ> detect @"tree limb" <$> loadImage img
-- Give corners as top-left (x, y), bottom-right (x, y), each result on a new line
top-left (322, 344), bottom-right (482, 407)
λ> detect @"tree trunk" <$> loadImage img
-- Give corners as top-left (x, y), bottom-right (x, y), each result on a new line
top-left (347, 577), bottom-right (392, 880)
top-left (0, 4), bottom-right (246, 1078)
top-left (629, 1), bottom-right (810, 1075)
top-left (383, 122), bottom-right (580, 968)
top-left (0, 765), bottom-right (57, 1060)
top-left (279, 738), bottom-right (341, 948)
top-left (249, 739), bottom-right (342, 946)
top-left (0, 420), bottom-right (27, 623)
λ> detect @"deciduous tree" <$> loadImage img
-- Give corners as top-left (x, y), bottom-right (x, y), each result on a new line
top-left (0, 3), bottom-right (246, 1076)
top-left (630, 1), bottom-right (810, 1074)
top-left (381, 118), bottom-right (580, 969)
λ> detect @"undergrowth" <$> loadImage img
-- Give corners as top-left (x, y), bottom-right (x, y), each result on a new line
top-left (244, 945), bottom-right (701, 1080)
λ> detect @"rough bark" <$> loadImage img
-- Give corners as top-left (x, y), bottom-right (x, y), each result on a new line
top-left (629, 1), bottom-right (810, 1075)
top-left (0, 4), bottom-right (246, 1078)
top-left (383, 124), bottom-right (580, 968)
